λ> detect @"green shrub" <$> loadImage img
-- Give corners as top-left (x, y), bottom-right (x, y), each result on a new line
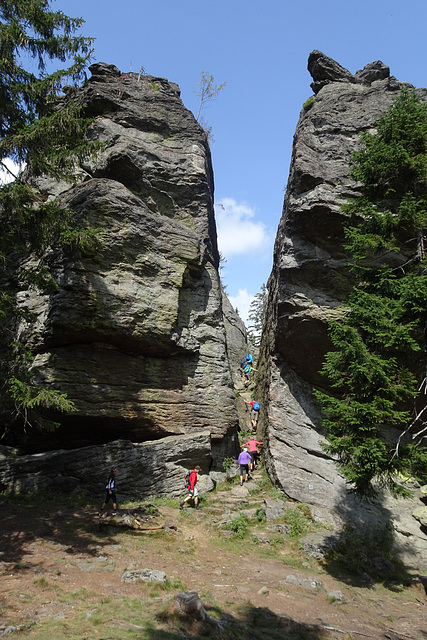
top-left (282, 506), bottom-right (313, 539)
top-left (303, 95), bottom-right (315, 111)
top-left (226, 514), bottom-right (250, 539)
top-left (222, 456), bottom-right (236, 472)
top-left (255, 507), bottom-right (266, 523)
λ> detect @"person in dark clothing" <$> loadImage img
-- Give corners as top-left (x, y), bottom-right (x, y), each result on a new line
top-left (99, 467), bottom-right (118, 515)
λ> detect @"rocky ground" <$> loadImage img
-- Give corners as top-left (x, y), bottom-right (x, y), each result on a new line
top-left (1, 465), bottom-right (426, 640)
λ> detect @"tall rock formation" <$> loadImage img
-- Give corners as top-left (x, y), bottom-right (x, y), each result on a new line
top-left (8, 63), bottom-right (241, 466)
top-left (258, 52), bottom-right (427, 565)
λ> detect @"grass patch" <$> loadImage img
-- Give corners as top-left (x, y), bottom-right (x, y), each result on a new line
top-left (283, 505), bottom-right (315, 539)
top-left (33, 577), bottom-right (49, 589)
top-left (121, 496), bottom-right (177, 510)
top-left (212, 475), bottom-right (240, 492)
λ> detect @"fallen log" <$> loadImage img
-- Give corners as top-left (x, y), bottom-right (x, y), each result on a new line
top-left (97, 513), bottom-right (177, 532)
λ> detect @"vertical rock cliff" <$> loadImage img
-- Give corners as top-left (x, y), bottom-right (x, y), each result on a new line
top-left (258, 52), bottom-right (427, 565)
top-left (11, 63), bottom-right (241, 465)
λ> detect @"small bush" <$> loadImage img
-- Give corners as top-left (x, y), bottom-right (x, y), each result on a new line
top-left (222, 456), bottom-right (236, 472)
top-left (226, 514), bottom-right (250, 539)
top-left (255, 508), bottom-right (266, 523)
top-left (282, 506), bottom-right (313, 539)
top-left (303, 95), bottom-right (315, 111)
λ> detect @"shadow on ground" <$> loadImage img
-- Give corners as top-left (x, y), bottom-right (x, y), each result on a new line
top-left (152, 602), bottom-right (332, 640)
top-left (1, 494), bottom-right (117, 563)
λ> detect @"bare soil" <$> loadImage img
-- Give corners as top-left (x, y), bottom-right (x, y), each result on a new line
top-left (1, 469), bottom-right (426, 640)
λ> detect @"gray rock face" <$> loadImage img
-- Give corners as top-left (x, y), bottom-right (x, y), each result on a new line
top-left (0, 430), bottom-right (214, 498)
top-left (308, 50), bottom-right (390, 94)
top-left (221, 291), bottom-right (247, 388)
top-left (258, 51), bottom-right (427, 568)
top-left (11, 63), bottom-right (240, 464)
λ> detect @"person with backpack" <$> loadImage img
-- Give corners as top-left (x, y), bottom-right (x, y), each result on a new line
top-left (241, 439), bottom-right (263, 472)
top-left (244, 399), bottom-right (260, 428)
top-left (243, 362), bottom-right (258, 386)
top-left (179, 465), bottom-right (202, 511)
top-left (238, 448), bottom-right (253, 485)
top-left (99, 467), bottom-right (118, 516)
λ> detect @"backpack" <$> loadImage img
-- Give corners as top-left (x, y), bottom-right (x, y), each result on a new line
top-left (184, 471), bottom-right (191, 489)
top-left (253, 401), bottom-right (260, 411)
top-left (240, 358), bottom-right (246, 370)
top-left (246, 353), bottom-right (253, 364)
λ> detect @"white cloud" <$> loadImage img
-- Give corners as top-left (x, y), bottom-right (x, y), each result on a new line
top-left (0, 158), bottom-right (23, 185)
top-left (228, 288), bottom-right (254, 325)
top-left (215, 197), bottom-right (269, 258)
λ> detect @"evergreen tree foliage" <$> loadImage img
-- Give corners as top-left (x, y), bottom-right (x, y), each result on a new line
top-left (247, 283), bottom-right (268, 347)
top-left (315, 89), bottom-right (427, 497)
top-left (0, 1), bottom-right (97, 441)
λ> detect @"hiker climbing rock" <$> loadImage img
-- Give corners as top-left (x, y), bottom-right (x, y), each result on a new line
top-left (99, 467), bottom-right (118, 516)
top-left (243, 362), bottom-right (258, 386)
top-left (180, 465), bottom-right (202, 510)
top-left (237, 448), bottom-right (252, 485)
top-left (244, 399), bottom-right (260, 428)
top-left (240, 353), bottom-right (254, 383)
top-left (241, 439), bottom-right (263, 472)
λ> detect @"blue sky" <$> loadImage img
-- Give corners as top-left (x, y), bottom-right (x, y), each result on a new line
top-left (6, 0), bottom-right (427, 323)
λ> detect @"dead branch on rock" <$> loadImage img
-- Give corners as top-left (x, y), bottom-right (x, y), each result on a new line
top-left (97, 513), bottom-right (177, 532)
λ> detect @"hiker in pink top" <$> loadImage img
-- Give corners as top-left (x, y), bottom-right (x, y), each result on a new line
top-left (241, 439), bottom-right (263, 472)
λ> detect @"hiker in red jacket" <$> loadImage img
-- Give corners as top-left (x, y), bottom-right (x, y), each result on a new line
top-left (179, 465), bottom-right (202, 511)
top-left (241, 439), bottom-right (263, 472)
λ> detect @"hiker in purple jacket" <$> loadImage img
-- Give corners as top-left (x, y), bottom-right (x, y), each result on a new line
top-left (237, 448), bottom-right (253, 486)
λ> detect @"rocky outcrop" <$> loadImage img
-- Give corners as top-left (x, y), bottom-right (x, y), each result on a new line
top-left (258, 52), bottom-right (427, 567)
top-left (0, 431), bottom-right (215, 498)
top-left (9, 63), bottom-right (240, 465)
top-left (308, 49), bottom-right (390, 94)
top-left (221, 291), bottom-right (247, 388)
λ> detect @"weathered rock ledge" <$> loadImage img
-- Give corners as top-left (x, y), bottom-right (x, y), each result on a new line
top-left (0, 431), bottom-right (218, 499)
top-left (5, 63), bottom-right (245, 466)
top-left (257, 51), bottom-right (427, 568)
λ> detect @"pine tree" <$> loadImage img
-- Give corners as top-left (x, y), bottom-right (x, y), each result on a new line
top-left (315, 89), bottom-right (427, 497)
top-left (0, 1), bottom-right (97, 441)
top-left (247, 283), bottom-right (268, 347)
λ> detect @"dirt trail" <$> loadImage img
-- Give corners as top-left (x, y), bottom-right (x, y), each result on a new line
top-left (1, 469), bottom-right (426, 639)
